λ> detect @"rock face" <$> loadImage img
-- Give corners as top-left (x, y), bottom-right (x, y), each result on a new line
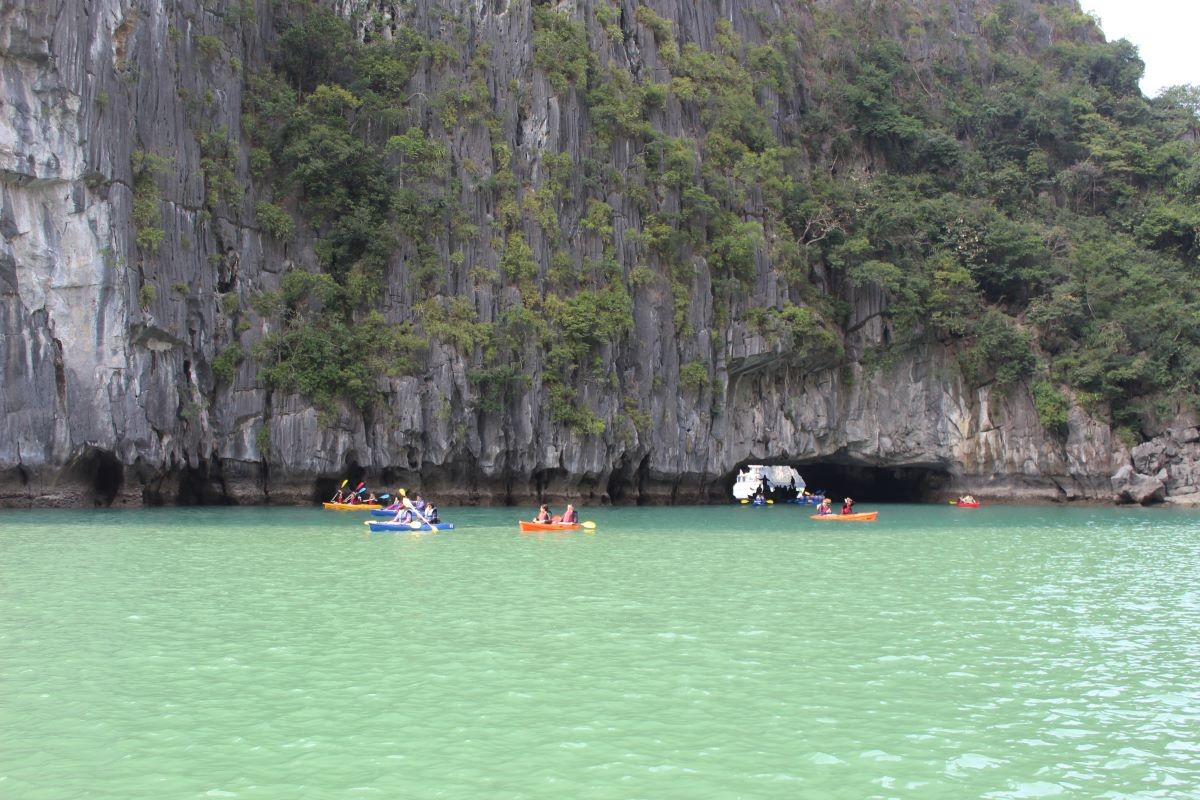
top-left (1111, 465), bottom-right (1165, 506)
top-left (1126, 425), bottom-right (1200, 506)
top-left (0, 0), bottom-right (1190, 506)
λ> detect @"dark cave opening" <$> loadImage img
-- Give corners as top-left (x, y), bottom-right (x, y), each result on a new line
top-left (795, 462), bottom-right (952, 503)
top-left (726, 461), bottom-right (952, 504)
top-left (313, 477), bottom-right (340, 504)
top-left (174, 463), bottom-right (234, 506)
top-left (313, 460), bottom-right (369, 503)
top-left (67, 447), bottom-right (124, 507)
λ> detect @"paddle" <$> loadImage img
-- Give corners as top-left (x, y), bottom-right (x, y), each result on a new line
top-left (331, 478), bottom-right (349, 502)
top-left (581, 521), bottom-right (596, 530)
top-left (405, 502), bottom-right (436, 531)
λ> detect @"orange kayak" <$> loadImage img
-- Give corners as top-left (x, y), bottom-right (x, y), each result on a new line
top-left (323, 502), bottom-right (383, 511)
top-left (810, 511), bottom-right (878, 522)
top-left (519, 520), bottom-right (581, 532)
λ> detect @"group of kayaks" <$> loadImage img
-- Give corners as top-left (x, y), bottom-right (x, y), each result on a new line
top-left (323, 500), bottom-right (593, 533)
top-left (322, 498), bottom-right (455, 532)
top-left (325, 497), bottom-right (983, 530)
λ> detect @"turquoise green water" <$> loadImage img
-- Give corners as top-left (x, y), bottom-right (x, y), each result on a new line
top-left (1, 504), bottom-right (1198, 799)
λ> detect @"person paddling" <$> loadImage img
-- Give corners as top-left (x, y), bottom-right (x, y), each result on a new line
top-left (533, 504), bottom-right (553, 524)
top-left (562, 504), bottom-right (578, 524)
top-left (841, 497), bottom-right (855, 515)
top-left (390, 488), bottom-right (433, 527)
top-left (390, 488), bottom-right (414, 523)
top-left (817, 497), bottom-right (834, 516)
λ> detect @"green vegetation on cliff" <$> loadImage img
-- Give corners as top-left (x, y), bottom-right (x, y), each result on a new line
top-left (237, 0), bottom-right (1198, 440)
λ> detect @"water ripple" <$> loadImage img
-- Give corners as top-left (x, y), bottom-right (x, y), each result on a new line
top-left (1, 505), bottom-right (1198, 798)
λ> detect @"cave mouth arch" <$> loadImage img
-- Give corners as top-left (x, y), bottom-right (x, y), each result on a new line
top-left (65, 447), bottom-right (124, 507)
top-left (727, 461), bottom-right (952, 504)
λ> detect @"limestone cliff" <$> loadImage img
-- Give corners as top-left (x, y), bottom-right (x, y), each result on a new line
top-left (1, 0), bottom-right (1195, 507)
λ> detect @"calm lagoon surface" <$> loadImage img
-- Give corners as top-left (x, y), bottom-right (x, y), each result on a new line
top-left (2, 504), bottom-right (1198, 799)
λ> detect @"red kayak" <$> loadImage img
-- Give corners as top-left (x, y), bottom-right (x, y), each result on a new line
top-left (956, 502), bottom-right (980, 508)
top-left (519, 520), bottom-right (581, 532)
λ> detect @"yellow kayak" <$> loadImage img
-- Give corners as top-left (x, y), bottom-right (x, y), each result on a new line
top-left (322, 502), bottom-right (383, 511)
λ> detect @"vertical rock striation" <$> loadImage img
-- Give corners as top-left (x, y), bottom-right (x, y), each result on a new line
top-left (0, 0), bottom-right (1189, 506)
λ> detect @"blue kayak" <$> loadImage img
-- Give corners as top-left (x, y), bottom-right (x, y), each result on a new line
top-left (370, 508), bottom-right (405, 517)
top-left (367, 521), bottom-right (455, 532)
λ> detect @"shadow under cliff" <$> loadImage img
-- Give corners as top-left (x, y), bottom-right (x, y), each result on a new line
top-left (728, 461), bottom-right (953, 504)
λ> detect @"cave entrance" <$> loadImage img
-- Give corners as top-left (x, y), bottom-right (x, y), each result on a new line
top-left (313, 460), bottom-right (369, 504)
top-left (65, 447), bottom-right (124, 507)
top-left (794, 462), bottom-right (951, 503)
top-left (725, 460), bottom-right (951, 504)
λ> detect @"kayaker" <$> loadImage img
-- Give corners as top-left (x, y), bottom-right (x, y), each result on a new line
top-left (817, 497), bottom-right (834, 515)
top-left (425, 503), bottom-right (439, 524)
top-left (841, 497), bottom-right (855, 514)
top-left (959, 494), bottom-right (977, 505)
top-left (390, 488), bottom-right (417, 523)
top-left (331, 487), bottom-right (345, 503)
top-left (533, 504), bottom-right (553, 524)
top-left (562, 504), bottom-right (578, 524)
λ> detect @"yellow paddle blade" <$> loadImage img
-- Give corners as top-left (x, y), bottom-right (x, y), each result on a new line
top-left (740, 499), bottom-right (749, 504)
top-left (766, 500), bottom-right (774, 504)
top-left (581, 521), bottom-right (596, 529)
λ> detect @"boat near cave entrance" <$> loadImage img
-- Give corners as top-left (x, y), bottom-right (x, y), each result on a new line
top-left (732, 465), bottom-right (821, 504)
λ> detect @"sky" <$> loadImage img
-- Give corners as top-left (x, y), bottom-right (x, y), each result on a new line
top-left (1081, 0), bottom-right (1200, 96)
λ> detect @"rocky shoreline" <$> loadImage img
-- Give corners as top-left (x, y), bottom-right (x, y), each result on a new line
top-left (3, 420), bottom-right (1196, 509)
